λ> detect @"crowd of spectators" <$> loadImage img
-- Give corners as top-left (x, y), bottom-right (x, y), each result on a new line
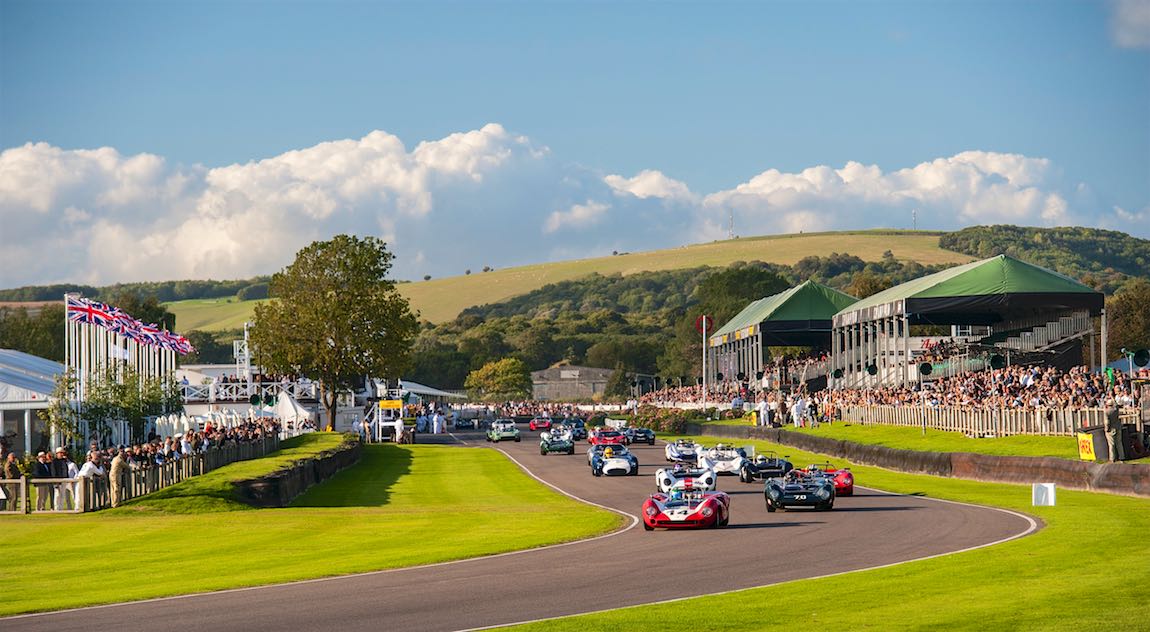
top-left (636, 362), bottom-right (1146, 413)
top-left (828, 364), bottom-right (1145, 411)
top-left (0, 419), bottom-right (281, 511)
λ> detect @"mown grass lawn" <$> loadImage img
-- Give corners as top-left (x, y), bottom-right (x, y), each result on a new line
top-left (0, 437), bottom-right (621, 616)
top-left (508, 433), bottom-right (1150, 631)
top-left (699, 418), bottom-right (1137, 461)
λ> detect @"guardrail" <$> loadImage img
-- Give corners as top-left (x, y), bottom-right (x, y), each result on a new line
top-left (0, 437), bottom-right (279, 514)
top-left (840, 404), bottom-right (1136, 437)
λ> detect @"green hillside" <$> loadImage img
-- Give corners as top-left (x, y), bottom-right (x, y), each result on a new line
top-left (165, 230), bottom-right (968, 330)
top-left (165, 297), bottom-right (269, 332)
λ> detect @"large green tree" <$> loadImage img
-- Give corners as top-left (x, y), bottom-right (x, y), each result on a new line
top-left (1107, 279), bottom-right (1150, 360)
top-left (464, 358), bottom-right (532, 401)
top-left (251, 235), bottom-right (419, 428)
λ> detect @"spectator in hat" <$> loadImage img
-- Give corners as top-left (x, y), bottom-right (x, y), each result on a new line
top-left (109, 448), bottom-right (130, 508)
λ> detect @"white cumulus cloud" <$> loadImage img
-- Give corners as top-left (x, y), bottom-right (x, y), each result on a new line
top-left (544, 200), bottom-right (611, 234)
top-left (1110, 0), bottom-right (1150, 49)
top-left (0, 126), bottom-right (1142, 291)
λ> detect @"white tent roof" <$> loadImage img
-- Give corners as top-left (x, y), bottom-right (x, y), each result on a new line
top-left (398, 379), bottom-right (466, 400)
top-left (0, 349), bottom-right (62, 405)
top-left (274, 390), bottom-right (315, 422)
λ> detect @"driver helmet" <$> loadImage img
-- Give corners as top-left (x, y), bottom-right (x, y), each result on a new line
top-left (604, 447), bottom-right (614, 459)
top-left (673, 463), bottom-right (685, 473)
top-left (756, 455), bottom-right (768, 465)
top-left (669, 489), bottom-right (684, 502)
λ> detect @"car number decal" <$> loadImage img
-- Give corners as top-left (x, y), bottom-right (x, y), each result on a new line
top-left (795, 494), bottom-right (806, 500)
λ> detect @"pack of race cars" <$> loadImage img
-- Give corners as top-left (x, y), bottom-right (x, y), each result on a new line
top-left (493, 418), bottom-right (856, 531)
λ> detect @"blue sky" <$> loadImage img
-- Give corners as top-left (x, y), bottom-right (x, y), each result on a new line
top-left (1, 0), bottom-right (1147, 286)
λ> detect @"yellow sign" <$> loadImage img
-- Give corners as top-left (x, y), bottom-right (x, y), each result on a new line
top-left (1076, 433), bottom-right (1096, 461)
top-left (378, 400), bottom-right (403, 410)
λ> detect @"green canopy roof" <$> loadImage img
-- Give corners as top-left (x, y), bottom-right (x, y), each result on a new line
top-left (834, 255), bottom-right (1104, 326)
top-left (710, 281), bottom-right (858, 347)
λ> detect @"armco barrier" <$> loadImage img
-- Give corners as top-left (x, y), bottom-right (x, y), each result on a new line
top-left (234, 436), bottom-right (362, 507)
top-left (685, 423), bottom-right (1150, 498)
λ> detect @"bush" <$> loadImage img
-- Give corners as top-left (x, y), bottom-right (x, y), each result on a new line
top-left (629, 405), bottom-right (697, 434)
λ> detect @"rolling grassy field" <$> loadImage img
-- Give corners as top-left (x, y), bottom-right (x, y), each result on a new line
top-left (0, 435), bottom-right (621, 616)
top-left (509, 433), bottom-right (1150, 631)
top-left (166, 230), bottom-right (974, 329)
top-left (164, 296), bottom-right (267, 332)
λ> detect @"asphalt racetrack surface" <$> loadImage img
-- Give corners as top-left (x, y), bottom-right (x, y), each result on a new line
top-left (5, 429), bottom-right (1036, 631)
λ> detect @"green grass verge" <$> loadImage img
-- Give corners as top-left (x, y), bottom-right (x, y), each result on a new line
top-left (167, 231), bottom-right (972, 329)
top-left (0, 438), bottom-right (621, 616)
top-left (507, 434), bottom-right (1149, 631)
top-left (703, 418), bottom-right (1150, 462)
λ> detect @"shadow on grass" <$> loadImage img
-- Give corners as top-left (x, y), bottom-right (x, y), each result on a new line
top-left (291, 444), bottom-right (413, 508)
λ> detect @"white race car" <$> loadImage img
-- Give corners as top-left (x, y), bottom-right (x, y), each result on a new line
top-left (587, 444), bottom-right (640, 476)
top-left (665, 439), bottom-right (701, 463)
top-left (654, 464), bottom-right (717, 493)
top-left (697, 443), bottom-right (748, 475)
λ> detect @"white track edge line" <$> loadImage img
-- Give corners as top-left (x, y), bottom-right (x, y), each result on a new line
top-left (454, 485), bottom-right (1040, 631)
top-left (0, 438), bottom-right (638, 622)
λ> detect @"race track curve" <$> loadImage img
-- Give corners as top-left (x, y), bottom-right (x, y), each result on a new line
top-left (4, 430), bottom-right (1037, 632)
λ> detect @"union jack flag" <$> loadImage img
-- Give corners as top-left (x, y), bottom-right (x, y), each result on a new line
top-left (66, 296), bottom-right (112, 326)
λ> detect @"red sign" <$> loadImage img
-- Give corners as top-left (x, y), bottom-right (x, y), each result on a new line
top-left (695, 314), bottom-right (713, 334)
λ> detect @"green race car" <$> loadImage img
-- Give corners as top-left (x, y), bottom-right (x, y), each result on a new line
top-left (539, 428), bottom-right (575, 455)
top-left (486, 420), bottom-right (521, 442)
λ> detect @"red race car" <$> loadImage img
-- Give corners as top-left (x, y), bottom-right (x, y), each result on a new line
top-left (588, 428), bottom-right (626, 446)
top-left (528, 417), bottom-right (553, 431)
top-left (796, 462), bottom-right (854, 496)
top-left (642, 488), bottom-right (730, 530)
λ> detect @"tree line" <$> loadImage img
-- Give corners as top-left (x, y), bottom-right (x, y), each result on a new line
top-left (0, 277), bottom-right (270, 303)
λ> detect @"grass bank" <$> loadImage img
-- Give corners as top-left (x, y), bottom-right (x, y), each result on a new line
top-left (507, 433), bottom-right (1149, 631)
top-left (167, 231), bottom-right (971, 328)
top-left (0, 440), bottom-right (621, 616)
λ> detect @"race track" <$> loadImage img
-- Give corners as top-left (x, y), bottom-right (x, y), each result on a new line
top-left (4, 430), bottom-right (1037, 632)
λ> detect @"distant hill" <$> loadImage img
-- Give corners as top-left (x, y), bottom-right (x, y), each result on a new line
top-left (939, 225), bottom-right (1150, 294)
top-left (4, 226), bottom-right (1147, 332)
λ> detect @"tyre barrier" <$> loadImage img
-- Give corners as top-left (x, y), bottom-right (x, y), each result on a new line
top-left (234, 435), bottom-right (363, 508)
top-left (685, 423), bottom-right (1150, 498)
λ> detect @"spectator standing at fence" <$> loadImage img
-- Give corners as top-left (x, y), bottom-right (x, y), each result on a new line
top-left (75, 451), bottom-right (105, 508)
top-left (1, 451), bottom-right (21, 511)
top-left (32, 452), bottom-right (54, 510)
top-left (52, 447), bottom-right (77, 510)
top-left (109, 448), bottom-right (129, 508)
top-left (1104, 399), bottom-right (1125, 462)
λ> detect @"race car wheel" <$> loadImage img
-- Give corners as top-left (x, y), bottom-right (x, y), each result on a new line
top-left (540, 447), bottom-right (547, 456)
top-left (515, 437), bottom-right (521, 442)
top-left (740, 469), bottom-right (750, 483)
top-left (629, 467), bottom-right (638, 476)
top-left (648, 439), bottom-right (655, 445)
top-left (643, 521), bottom-right (654, 531)
top-left (719, 513), bottom-right (729, 527)
top-left (766, 500), bottom-right (777, 513)
top-left (566, 447), bottom-right (574, 455)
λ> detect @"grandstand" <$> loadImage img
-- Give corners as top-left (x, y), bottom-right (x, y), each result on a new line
top-left (829, 255), bottom-right (1105, 389)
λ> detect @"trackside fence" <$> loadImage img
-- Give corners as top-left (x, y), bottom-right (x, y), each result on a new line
top-left (0, 436), bottom-right (279, 515)
top-left (839, 404), bottom-right (1135, 437)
